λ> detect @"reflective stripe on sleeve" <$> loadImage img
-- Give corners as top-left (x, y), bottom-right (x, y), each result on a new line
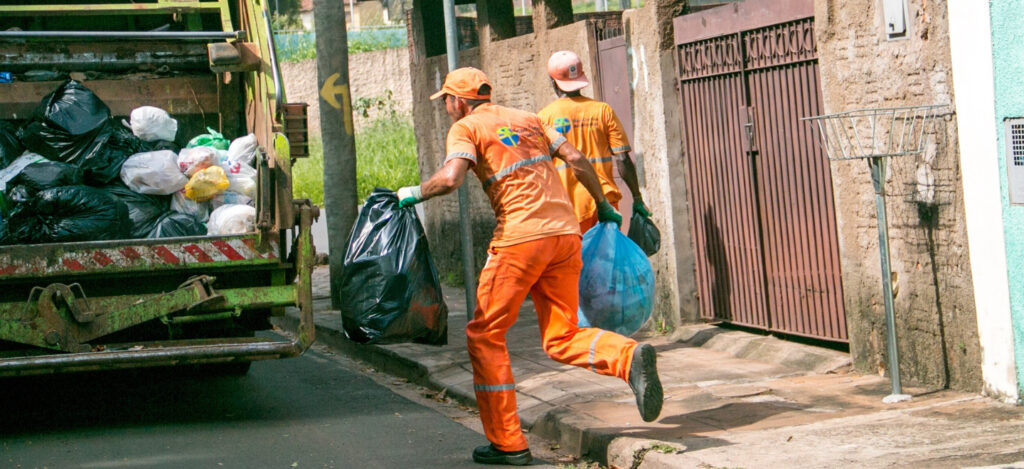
top-left (482, 155), bottom-right (553, 189)
top-left (549, 135), bottom-right (567, 154)
top-left (587, 330), bottom-right (606, 371)
top-left (611, 145), bottom-right (631, 154)
top-left (446, 151), bottom-right (477, 164)
top-left (474, 383), bottom-right (516, 392)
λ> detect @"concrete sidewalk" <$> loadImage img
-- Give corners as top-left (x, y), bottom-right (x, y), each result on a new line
top-left (278, 267), bottom-right (1024, 468)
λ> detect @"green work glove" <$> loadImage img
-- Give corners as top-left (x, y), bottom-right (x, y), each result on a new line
top-left (397, 185), bottom-right (423, 208)
top-left (596, 200), bottom-right (622, 227)
top-left (633, 200), bottom-right (652, 218)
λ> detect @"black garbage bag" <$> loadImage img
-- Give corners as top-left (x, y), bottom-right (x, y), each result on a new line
top-left (627, 211), bottom-right (661, 257)
top-left (0, 121), bottom-right (23, 169)
top-left (18, 80), bottom-right (110, 161)
top-left (104, 182), bottom-right (170, 238)
top-left (139, 139), bottom-right (180, 153)
top-left (11, 160), bottom-right (82, 194)
top-left (338, 188), bottom-right (448, 345)
top-left (18, 186), bottom-right (130, 244)
top-left (146, 211), bottom-right (207, 238)
top-left (18, 80), bottom-right (141, 184)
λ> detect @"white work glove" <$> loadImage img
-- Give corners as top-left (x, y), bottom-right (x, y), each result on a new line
top-left (397, 185), bottom-right (423, 208)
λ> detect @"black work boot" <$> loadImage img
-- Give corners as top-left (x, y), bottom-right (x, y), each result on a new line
top-left (472, 444), bottom-right (533, 466)
top-left (628, 343), bottom-right (663, 422)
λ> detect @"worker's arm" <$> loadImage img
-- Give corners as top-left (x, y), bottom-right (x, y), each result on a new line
top-left (553, 140), bottom-right (606, 203)
top-left (397, 158), bottom-right (470, 207)
top-left (615, 152), bottom-right (651, 216)
top-left (553, 141), bottom-right (622, 225)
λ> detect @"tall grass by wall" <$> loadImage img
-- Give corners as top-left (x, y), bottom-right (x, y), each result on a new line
top-left (292, 116), bottom-right (419, 206)
top-left (274, 28), bottom-right (408, 62)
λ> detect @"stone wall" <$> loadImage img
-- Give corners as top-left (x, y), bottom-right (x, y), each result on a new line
top-left (281, 47), bottom-right (413, 135)
top-left (814, 0), bottom-right (981, 390)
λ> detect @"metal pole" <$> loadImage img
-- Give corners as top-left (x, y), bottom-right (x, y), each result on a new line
top-left (314, 0), bottom-right (358, 310)
top-left (0, 30), bottom-right (243, 40)
top-left (443, 0), bottom-right (478, 321)
top-left (869, 157), bottom-right (911, 403)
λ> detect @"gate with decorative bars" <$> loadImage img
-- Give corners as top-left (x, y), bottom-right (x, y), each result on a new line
top-left (673, 0), bottom-right (847, 342)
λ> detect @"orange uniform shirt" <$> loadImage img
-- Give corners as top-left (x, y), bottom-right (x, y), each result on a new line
top-left (445, 102), bottom-right (580, 247)
top-left (538, 96), bottom-right (632, 223)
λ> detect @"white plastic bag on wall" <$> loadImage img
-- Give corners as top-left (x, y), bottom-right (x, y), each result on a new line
top-left (126, 106), bottom-right (178, 143)
top-left (207, 204), bottom-right (256, 235)
top-left (120, 150), bottom-right (187, 195)
top-left (227, 133), bottom-right (259, 166)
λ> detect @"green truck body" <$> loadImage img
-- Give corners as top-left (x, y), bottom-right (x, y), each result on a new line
top-left (0, 0), bottom-right (317, 375)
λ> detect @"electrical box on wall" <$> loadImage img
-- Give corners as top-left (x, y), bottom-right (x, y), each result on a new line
top-left (883, 0), bottom-right (908, 39)
top-left (1005, 118), bottom-right (1024, 205)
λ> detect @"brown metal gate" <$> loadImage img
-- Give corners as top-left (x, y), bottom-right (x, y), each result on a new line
top-left (674, 0), bottom-right (847, 341)
top-left (591, 22), bottom-right (638, 222)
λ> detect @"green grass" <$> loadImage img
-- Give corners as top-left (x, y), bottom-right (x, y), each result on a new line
top-left (274, 29), bottom-right (408, 63)
top-left (292, 116), bottom-right (419, 206)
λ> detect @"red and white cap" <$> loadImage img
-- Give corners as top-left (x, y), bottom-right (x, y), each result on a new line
top-left (547, 50), bottom-right (589, 92)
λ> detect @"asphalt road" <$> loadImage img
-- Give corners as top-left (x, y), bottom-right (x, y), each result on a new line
top-left (0, 341), bottom-right (518, 469)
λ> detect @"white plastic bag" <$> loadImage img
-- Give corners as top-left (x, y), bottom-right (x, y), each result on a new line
top-left (0, 152), bottom-right (47, 192)
top-left (210, 190), bottom-right (253, 209)
top-left (126, 106), bottom-right (177, 143)
top-left (227, 133), bottom-right (259, 166)
top-left (207, 204), bottom-right (256, 235)
top-left (171, 190), bottom-right (210, 222)
top-left (177, 146), bottom-right (217, 177)
top-left (120, 150), bottom-right (188, 195)
top-left (219, 160), bottom-right (258, 198)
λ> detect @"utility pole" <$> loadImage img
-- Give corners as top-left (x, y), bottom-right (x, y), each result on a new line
top-left (442, 0), bottom-right (477, 321)
top-left (314, 0), bottom-right (358, 309)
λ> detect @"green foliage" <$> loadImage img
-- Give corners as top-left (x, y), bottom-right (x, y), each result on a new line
top-left (291, 116), bottom-right (419, 207)
top-left (271, 12), bottom-right (304, 31)
top-left (292, 137), bottom-right (324, 205)
top-left (353, 116), bottom-right (420, 202)
top-left (274, 28), bottom-right (408, 63)
top-left (353, 89), bottom-right (399, 120)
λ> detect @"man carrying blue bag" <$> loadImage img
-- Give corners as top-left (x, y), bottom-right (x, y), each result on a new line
top-left (396, 67), bottom-right (663, 466)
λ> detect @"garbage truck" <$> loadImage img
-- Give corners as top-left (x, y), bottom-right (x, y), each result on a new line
top-left (0, 0), bottom-right (316, 375)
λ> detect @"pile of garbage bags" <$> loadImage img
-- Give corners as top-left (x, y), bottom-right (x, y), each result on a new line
top-left (0, 80), bottom-right (262, 245)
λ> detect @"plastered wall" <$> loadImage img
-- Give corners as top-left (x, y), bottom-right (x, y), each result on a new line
top-left (814, 0), bottom-right (981, 390)
top-left (281, 47), bottom-right (413, 135)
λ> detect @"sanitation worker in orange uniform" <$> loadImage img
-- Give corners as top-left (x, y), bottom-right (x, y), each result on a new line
top-left (396, 67), bottom-right (663, 466)
top-left (538, 50), bottom-right (650, 234)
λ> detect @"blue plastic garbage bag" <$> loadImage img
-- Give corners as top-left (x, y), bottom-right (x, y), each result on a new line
top-left (577, 222), bottom-right (654, 336)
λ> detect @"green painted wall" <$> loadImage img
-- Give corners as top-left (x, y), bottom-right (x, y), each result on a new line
top-left (991, 0), bottom-right (1024, 395)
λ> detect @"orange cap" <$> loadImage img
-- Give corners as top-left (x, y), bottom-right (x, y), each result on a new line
top-left (429, 67), bottom-right (493, 100)
top-left (547, 50), bottom-right (589, 92)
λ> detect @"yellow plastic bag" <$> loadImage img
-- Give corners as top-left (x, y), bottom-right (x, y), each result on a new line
top-left (184, 165), bottom-right (229, 202)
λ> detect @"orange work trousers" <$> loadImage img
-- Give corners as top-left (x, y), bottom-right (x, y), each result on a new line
top-left (466, 234), bottom-right (638, 452)
top-left (579, 201), bottom-right (619, 235)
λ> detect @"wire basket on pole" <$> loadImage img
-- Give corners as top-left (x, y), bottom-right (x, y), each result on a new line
top-left (801, 104), bottom-right (948, 404)
top-left (803, 104), bottom-right (947, 160)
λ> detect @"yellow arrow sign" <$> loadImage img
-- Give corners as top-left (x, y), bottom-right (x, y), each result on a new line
top-left (320, 72), bottom-right (353, 134)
